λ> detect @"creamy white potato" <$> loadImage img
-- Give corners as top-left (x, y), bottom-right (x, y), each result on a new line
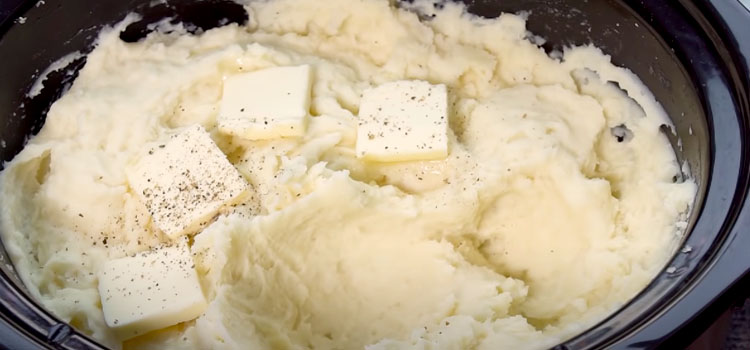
top-left (0, 0), bottom-right (696, 349)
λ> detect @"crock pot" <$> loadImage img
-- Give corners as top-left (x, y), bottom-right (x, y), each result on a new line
top-left (0, 0), bottom-right (748, 349)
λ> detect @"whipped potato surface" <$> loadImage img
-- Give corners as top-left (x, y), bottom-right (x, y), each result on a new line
top-left (0, 0), bottom-right (696, 349)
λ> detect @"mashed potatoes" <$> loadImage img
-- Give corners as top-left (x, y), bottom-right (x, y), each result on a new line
top-left (0, 0), bottom-right (696, 349)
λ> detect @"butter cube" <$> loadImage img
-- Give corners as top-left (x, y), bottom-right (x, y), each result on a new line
top-left (127, 125), bottom-right (248, 239)
top-left (98, 242), bottom-right (207, 340)
top-left (218, 65), bottom-right (312, 140)
top-left (356, 81), bottom-right (448, 162)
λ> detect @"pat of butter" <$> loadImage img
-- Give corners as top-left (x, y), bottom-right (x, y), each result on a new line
top-left (218, 65), bottom-right (312, 140)
top-left (356, 80), bottom-right (448, 162)
top-left (97, 241), bottom-right (207, 340)
top-left (127, 125), bottom-right (249, 239)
